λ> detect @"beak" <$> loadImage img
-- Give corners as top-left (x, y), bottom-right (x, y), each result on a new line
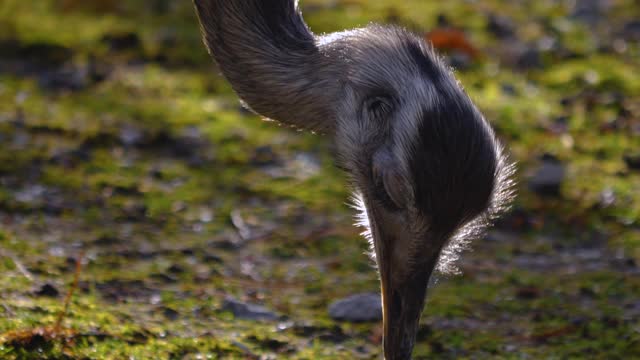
top-left (368, 207), bottom-right (440, 360)
top-left (360, 192), bottom-right (443, 359)
top-left (380, 264), bottom-right (431, 360)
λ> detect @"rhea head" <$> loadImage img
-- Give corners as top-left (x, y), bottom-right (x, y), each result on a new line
top-left (194, 1), bottom-right (514, 359)
top-left (331, 26), bottom-right (513, 358)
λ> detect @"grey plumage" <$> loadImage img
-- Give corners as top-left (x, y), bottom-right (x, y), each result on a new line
top-left (193, 1), bottom-right (515, 359)
top-left (194, 0), bottom-right (337, 132)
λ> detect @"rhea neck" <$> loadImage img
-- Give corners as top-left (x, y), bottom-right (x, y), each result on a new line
top-left (194, 0), bottom-right (342, 133)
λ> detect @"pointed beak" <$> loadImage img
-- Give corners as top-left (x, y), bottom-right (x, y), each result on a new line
top-left (380, 266), bottom-right (431, 360)
top-left (361, 194), bottom-right (442, 359)
top-left (366, 205), bottom-right (442, 359)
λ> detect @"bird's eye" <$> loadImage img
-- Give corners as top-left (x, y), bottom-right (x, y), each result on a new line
top-left (364, 95), bottom-right (393, 119)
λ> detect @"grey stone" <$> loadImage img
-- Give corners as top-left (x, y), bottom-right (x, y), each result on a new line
top-left (528, 157), bottom-right (565, 197)
top-left (328, 292), bottom-right (382, 322)
top-left (221, 298), bottom-right (278, 321)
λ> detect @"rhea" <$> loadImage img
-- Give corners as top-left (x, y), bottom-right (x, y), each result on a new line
top-left (194, 1), bottom-right (513, 359)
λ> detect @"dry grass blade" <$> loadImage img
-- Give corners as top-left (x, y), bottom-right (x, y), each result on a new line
top-left (0, 251), bottom-right (84, 352)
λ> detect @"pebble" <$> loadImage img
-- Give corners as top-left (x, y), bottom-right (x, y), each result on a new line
top-left (119, 125), bottom-right (145, 146)
top-left (487, 14), bottom-right (515, 39)
top-left (328, 293), bottom-right (382, 322)
top-left (221, 298), bottom-right (279, 321)
top-left (101, 32), bottom-right (142, 52)
top-left (38, 66), bottom-right (89, 91)
top-left (623, 153), bottom-right (640, 171)
top-left (528, 155), bottom-right (565, 197)
top-left (623, 20), bottom-right (640, 41)
top-left (516, 47), bottom-right (543, 69)
top-left (34, 283), bottom-right (60, 297)
top-left (571, 0), bottom-right (610, 24)
top-left (161, 307), bottom-right (179, 320)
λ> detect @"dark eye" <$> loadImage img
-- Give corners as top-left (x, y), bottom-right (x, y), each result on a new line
top-left (364, 95), bottom-right (393, 119)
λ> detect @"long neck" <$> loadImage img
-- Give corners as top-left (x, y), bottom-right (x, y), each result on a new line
top-left (194, 0), bottom-right (337, 132)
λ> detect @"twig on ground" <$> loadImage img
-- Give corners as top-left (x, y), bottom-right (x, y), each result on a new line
top-left (0, 248), bottom-right (34, 281)
top-left (54, 250), bottom-right (84, 332)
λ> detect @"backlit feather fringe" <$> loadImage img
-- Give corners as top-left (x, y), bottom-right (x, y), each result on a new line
top-left (437, 150), bottom-right (517, 275)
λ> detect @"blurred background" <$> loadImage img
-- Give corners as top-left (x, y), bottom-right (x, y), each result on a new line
top-left (0, 0), bottom-right (638, 358)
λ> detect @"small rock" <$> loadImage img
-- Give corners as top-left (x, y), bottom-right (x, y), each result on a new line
top-left (504, 344), bottom-right (518, 353)
top-left (101, 32), bottom-right (142, 52)
top-left (328, 293), bottom-right (382, 322)
top-left (448, 52), bottom-right (473, 70)
top-left (208, 231), bottom-right (244, 250)
top-left (528, 155), bottom-right (565, 197)
top-left (199, 208), bottom-right (214, 223)
top-left (119, 125), bottom-right (145, 146)
top-left (516, 286), bottom-right (540, 300)
top-left (230, 210), bottom-right (254, 241)
top-left (161, 307), bottom-right (179, 320)
top-left (622, 20), bottom-right (640, 41)
top-left (599, 188), bottom-right (616, 208)
top-left (623, 153), bottom-right (640, 171)
top-left (291, 152), bottom-right (322, 180)
top-left (87, 54), bottom-right (111, 83)
top-left (610, 257), bottom-right (637, 270)
top-left (501, 83), bottom-right (517, 96)
top-left (96, 279), bottom-right (151, 302)
top-left (246, 335), bottom-right (288, 351)
top-left (287, 322), bottom-right (347, 343)
top-left (221, 298), bottom-right (278, 321)
top-left (0, 40), bottom-right (73, 68)
top-left (487, 14), bottom-right (515, 39)
top-left (180, 248), bottom-right (196, 256)
top-left (251, 145), bottom-right (280, 166)
top-left (167, 264), bottom-right (185, 274)
top-left (550, 116), bottom-right (569, 134)
top-left (517, 47), bottom-right (543, 69)
top-left (579, 286), bottom-right (597, 298)
top-left (34, 283), bottom-right (60, 297)
top-left (290, 323), bottom-right (326, 337)
top-left (121, 201), bottom-right (147, 221)
top-left (81, 131), bottom-right (119, 148)
top-left (202, 252), bottom-right (224, 263)
top-left (38, 66), bottom-right (89, 91)
top-left (571, 0), bottom-right (610, 24)
top-left (317, 325), bottom-right (349, 343)
top-left (151, 272), bottom-right (177, 284)
top-left (50, 147), bottom-right (91, 167)
top-left (14, 185), bottom-right (47, 205)
top-left (436, 14), bottom-right (450, 27)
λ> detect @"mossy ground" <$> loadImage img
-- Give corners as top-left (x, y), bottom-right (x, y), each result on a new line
top-left (0, 0), bottom-right (639, 359)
